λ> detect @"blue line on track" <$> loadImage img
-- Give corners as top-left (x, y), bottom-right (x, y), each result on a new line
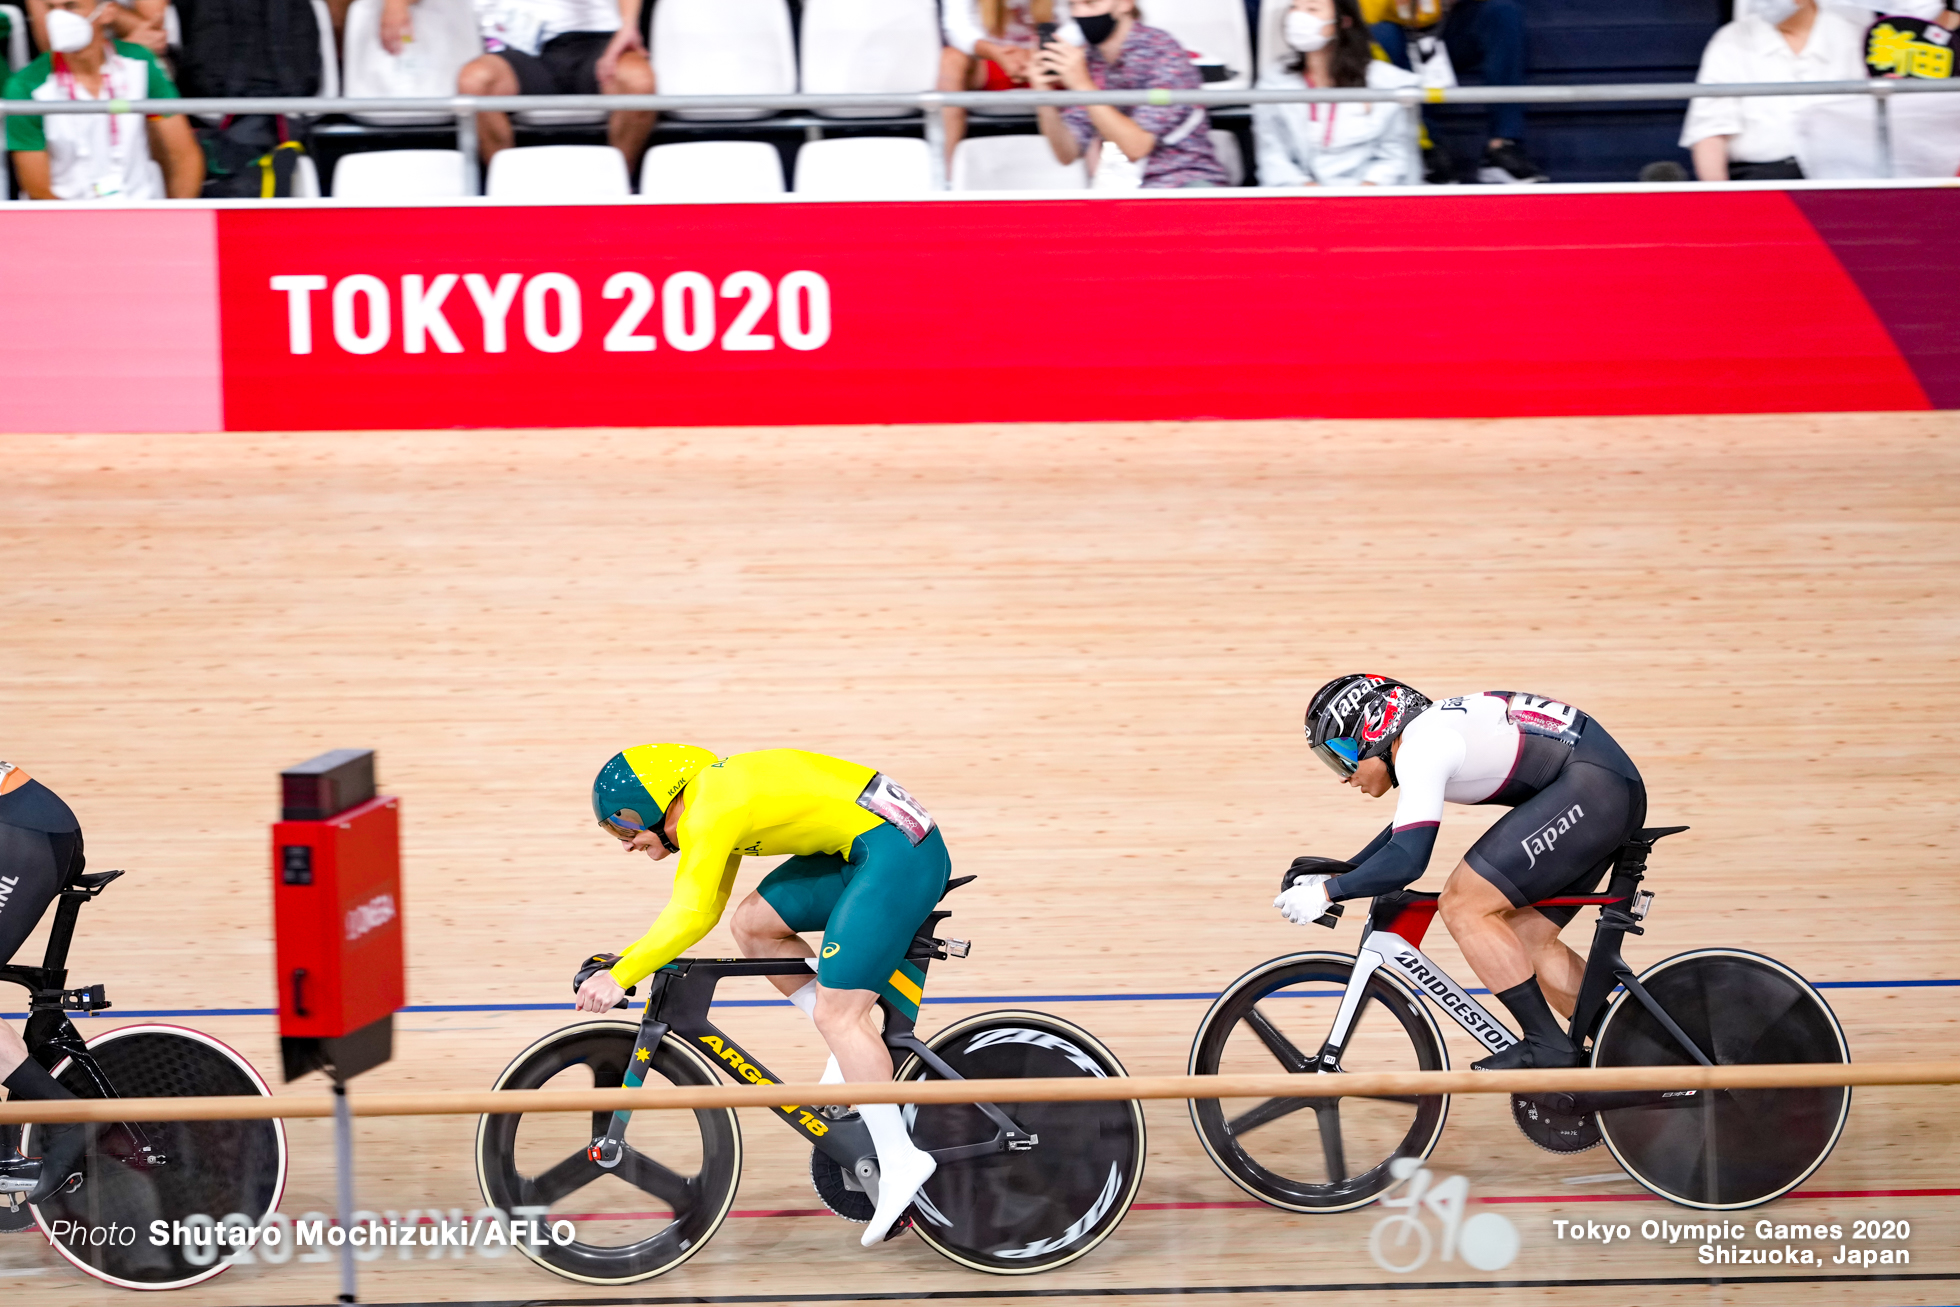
top-left (6, 977), bottom-right (1958, 1021)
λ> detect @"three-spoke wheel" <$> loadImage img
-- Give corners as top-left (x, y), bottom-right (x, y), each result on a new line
top-left (896, 1011), bottom-right (1145, 1273)
top-left (475, 1021), bottom-right (741, 1285)
top-left (29, 1024), bottom-right (288, 1291)
top-left (1594, 948), bottom-right (1849, 1209)
top-left (1188, 953), bottom-right (1448, 1212)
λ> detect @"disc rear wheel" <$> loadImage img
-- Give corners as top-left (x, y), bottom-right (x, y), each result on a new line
top-left (1593, 949), bottom-right (1850, 1209)
top-left (30, 1024), bottom-right (287, 1291)
top-left (896, 1010), bottom-right (1144, 1274)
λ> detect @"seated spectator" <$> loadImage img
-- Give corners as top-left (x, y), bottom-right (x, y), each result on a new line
top-left (1031, 0), bottom-right (1231, 188)
top-left (5, 0), bottom-right (202, 199)
top-left (938, 0), bottom-right (1084, 162)
top-left (172, 0), bottom-right (327, 196)
top-left (1254, 0), bottom-right (1420, 185)
top-left (1367, 0), bottom-right (1544, 183)
top-left (26, 0), bottom-right (167, 56)
top-left (457, 0), bottom-right (654, 170)
top-left (1682, 0), bottom-right (1868, 181)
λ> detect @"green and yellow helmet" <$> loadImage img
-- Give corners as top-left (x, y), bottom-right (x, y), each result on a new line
top-left (592, 744), bottom-right (719, 842)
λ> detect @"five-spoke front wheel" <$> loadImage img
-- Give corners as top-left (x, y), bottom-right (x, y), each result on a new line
top-left (1188, 952), bottom-right (1449, 1212)
top-left (475, 1022), bottom-right (741, 1284)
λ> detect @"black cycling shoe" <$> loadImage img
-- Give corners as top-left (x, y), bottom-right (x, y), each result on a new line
top-left (1472, 1039), bottom-right (1580, 1072)
top-left (22, 1125), bottom-right (88, 1204)
top-left (1477, 139), bottom-right (1549, 184)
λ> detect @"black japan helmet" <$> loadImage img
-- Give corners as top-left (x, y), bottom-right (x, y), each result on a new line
top-left (1306, 674), bottom-right (1432, 776)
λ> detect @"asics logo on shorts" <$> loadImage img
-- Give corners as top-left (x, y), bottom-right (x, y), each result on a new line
top-left (821, 942), bottom-right (840, 958)
top-left (0, 873), bottom-right (16, 917)
top-left (1521, 804), bottom-right (1584, 868)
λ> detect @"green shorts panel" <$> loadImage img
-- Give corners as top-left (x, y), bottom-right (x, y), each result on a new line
top-left (757, 821), bottom-right (950, 1017)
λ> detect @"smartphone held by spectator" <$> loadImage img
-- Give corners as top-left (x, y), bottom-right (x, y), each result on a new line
top-left (937, 0), bottom-right (1086, 161)
top-left (1030, 0), bottom-right (1231, 189)
top-left (4, 0), bottom-right (202, 199)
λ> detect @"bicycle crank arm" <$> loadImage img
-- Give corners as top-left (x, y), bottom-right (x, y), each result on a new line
top-left (1540, 1088), bottom-right (1704, 1114)
top-left (926, 1129), bottom-right (1041, 1166)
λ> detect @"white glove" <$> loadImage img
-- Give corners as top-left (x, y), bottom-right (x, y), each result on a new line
top-left (1274, 874), bottom-right (1334, 926)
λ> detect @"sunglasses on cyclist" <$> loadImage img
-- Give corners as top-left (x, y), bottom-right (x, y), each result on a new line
top-left (600, 810), bottom-right (678, 852)
top-left (1310, 735), bottom-right (1362, 777)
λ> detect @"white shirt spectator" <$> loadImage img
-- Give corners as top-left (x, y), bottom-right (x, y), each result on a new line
top-left (1253, 59), bottom-right (1420, 186)
top-left (479, 0), bottom-right (618, 57)
top-left (1680, 7), bottom-right (1869, 163)
top-left (941, 0), bottom-right (1079, 58)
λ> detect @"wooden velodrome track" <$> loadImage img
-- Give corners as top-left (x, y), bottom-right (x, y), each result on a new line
top-left (3, 412), bottom-right (1958, 1306)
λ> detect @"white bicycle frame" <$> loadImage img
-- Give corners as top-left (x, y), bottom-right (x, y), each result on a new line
top-left (1322, 927), bottom-right (1518, 1063)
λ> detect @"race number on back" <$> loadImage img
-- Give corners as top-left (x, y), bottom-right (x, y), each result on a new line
top-left (1496, 693), bottom-right (1584, 746)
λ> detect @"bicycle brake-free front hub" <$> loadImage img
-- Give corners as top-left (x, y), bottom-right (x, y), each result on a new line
top-left (587, 1137), bottom-right (624, 1169)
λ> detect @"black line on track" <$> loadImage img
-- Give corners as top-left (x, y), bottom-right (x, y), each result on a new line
top-left (319, 1270), bottom-right (1960, 1306)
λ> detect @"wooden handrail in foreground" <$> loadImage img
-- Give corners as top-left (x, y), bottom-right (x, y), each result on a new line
top-left (2, 1061), bottom-right (1956, 1125)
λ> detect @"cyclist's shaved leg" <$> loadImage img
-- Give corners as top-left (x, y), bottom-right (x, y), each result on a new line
top-left (814, 984), bottom-right (936, 1246)
top-left (1439, 862), bottom-right (1534, 990)
top-left (1442, 862), bottom-right (1578, 1069)
top-left (1508, 907), bottom-right (1584, 1017)
top-left (730, 891), bottom-right (818, 1000)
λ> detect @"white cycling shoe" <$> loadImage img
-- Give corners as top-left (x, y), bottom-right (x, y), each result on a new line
top-left (859, 1103), bottom-right (935, 1247)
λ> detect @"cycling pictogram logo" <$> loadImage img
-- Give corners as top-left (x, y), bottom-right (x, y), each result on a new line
top-left (1368, 1158), bottom-right (1518, 1274)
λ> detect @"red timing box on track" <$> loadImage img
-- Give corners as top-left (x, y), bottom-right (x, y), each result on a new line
top-left (272, 748), bottom-right (403, 1082)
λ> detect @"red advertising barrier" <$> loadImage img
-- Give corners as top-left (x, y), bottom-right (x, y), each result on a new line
top-left (1, 187), bottom-right (1953, 433)
top-left (213, 191), bottom-right (1937, 431)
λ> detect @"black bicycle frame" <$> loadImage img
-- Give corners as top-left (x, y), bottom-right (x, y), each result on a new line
top-left (0, 869), bottom-right (124, 1093)
top-left (589, 914), bottom-right (1032, 1177)
top-left (1548, 824), bottom-right (1714, 1115)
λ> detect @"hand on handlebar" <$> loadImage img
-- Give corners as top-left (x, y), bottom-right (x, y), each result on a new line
top-left (1274, 874), bottom-right (1336, 926)
top-left (572, 952), bottom-right (636, 1011)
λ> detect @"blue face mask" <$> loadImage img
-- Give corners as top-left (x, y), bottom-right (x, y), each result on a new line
top-left (1076, 12), bottom-right (1118, 45)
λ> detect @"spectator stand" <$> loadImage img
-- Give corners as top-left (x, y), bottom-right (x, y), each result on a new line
top-left (308, 0), bottom-right (1265, 194)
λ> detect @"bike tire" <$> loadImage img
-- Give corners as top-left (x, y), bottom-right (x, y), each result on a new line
top-left (1593, 948), bottom-right (1850, 1210)
top-left (475, 1021), bottom-right (741, 1285)
top-left (28, 1023), bottom-right (288, 1291)
top-left (894, 1010), bottom-right (1144, 1274)
top-left (1188, 952), bottom-right (1449, 1213)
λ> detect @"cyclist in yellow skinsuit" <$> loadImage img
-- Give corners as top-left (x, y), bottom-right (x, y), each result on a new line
top-left (574, 744), bottom-right (949, 1247)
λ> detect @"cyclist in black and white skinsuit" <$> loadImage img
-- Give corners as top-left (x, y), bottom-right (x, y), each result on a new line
top-left (1276, 676), bottom-right (1647, 1070)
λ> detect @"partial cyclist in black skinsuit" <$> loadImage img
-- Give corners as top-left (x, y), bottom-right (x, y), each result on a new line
top-left (1274, 676), bottom-right (1648, 1070)
top-left (0, 762), bottom-right (90, 1202)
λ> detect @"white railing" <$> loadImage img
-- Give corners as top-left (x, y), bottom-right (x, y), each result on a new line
top-left (6, 79), bottom-right (1955, 195)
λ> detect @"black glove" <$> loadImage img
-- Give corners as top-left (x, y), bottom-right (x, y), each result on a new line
top-left (572, 953), bottom-right (638, 1008)
top-left (1282, 856), bottom-right (1355, 894)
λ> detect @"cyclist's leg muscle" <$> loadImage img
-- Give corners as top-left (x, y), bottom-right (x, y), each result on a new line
top-left (0, 822), bottom-right (70, 964)
top-left (1507, 905), bottom-right (1583, 1016)
top-left (0, 1021), bottom-right (26, 1080)
top-left (1440, 862), bottom-right (1537, 992)
top-left (811, 984), bottom-right (891, 1081)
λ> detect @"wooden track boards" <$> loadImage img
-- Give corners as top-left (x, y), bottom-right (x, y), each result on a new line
top-left (2, 412), bottom-right (1958, 1304)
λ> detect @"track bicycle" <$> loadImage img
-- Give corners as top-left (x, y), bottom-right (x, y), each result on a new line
top-left (475, 876), bottom-right (1147, 1285)
top-left (1189, 826), bottom-right (1851, 1213)
top-left (1, 864), bottom-right (288, 1290)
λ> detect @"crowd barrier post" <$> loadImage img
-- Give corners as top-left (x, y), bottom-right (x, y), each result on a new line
top-left (452, 96), bottom-right (481, 197)
top-left (1873, 78), bottom-right (1895, 179)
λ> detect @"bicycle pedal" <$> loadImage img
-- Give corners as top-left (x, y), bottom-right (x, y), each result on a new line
top-left (880, 1213), bottom-right (912, 1242)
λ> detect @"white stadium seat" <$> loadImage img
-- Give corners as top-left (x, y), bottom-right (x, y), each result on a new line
top-left (331, 148), bottom-right (470, 199)
top-left (639, 140), bottom-right (786, 201)
top-left (1255, 0), bottom-right (1294, 86)
top-left (1148, 0), bottom-right (1252, 92)
top-left (949, 134), bottom-right (1088, 190)
top-left (1208, 128), bottom-right (1244, 185)
top-left (799, 0), bottom-right (940, 120)
top-left (293, 153), bottom-right (322, 197)
top-left (654, 0), bottom-right (797, 122)
top-left (342, 0), bottom-right (483, 125)
top-left (485, 144), bottom-right (631, 198)
top-left (793, 136), bottom-right (933, 198)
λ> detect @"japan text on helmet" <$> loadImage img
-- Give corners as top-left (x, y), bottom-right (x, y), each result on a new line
top-left (1305, 674), bottom-right (1431, 776)
top-left (593, 744), bottom-right (719, 845)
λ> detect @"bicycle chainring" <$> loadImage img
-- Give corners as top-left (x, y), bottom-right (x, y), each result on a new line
top-left (810, 1148), bottom-right (874, 1222)
top-left (1511, 1093), bottom-right (1603, 1153)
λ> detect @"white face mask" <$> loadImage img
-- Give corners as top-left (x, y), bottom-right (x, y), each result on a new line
top-left (1749, 0), bottom-right (1799, 24)
top-left (46, 7), bottom-right (97, 53)
top-left (1284, 8), bottom-right (1334, 52)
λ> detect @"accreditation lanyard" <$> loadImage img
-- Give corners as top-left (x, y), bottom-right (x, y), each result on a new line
top-left (1306, 73), bottom-right (1337, 146)
top-left (53, 51), bottom-right (120, 147)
